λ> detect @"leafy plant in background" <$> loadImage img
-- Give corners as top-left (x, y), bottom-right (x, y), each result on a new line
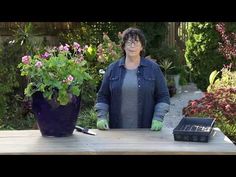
top-left (81, 32), bottom-right (122, 108)
top-left (0, 65), bottom-right (19, 119)
top-left (77, 108), bottom-right (97, 129)
top-left (158, 59), bottom-right (177, 97)
top-left (75, 32), bottom-right (123, 110)
top-left (185, 22), bottom-right (226, 91)
top-left (155, 44), bottom-right (181, 74)
top-left (135, 22), bottom-right (168, 58)
top-left (183, 87), bottom-right (236, 120)
top-left (155, 43), bottom-right (190, 87)
top-left (95, 32), bottom-right (123, 87)
top-left (96, 32), bottom-right (122, 66)
top-left (178, 64), bottom-right (191, 85)
top-left (207, 66), bottom-right (236, 93)
top-left (159, 58), bottom-right (175, 77)
top-left (0, 23), bottom-right (46, 129)
top-left (216, 22), bottom-right (236, 69)
top-left (58, 22), bottom-right (99, 46)
top-left (58, 22), bottom-right (132, 47)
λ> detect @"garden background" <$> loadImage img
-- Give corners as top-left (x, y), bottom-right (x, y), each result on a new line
top-left (0, 22), bottom-right (235, 143)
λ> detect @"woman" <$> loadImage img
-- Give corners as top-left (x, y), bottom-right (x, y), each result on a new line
top-left (95, 27), bottom-right (170, 131)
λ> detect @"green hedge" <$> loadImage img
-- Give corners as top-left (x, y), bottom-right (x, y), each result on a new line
top-left (185, 22), bottom-right (226, 91)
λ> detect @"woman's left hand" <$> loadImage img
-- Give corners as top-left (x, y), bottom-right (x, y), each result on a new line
top-left (151, 120), bottom-right (163, 131)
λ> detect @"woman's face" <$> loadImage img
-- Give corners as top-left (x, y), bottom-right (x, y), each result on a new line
top-left (124, 37), bottom-right (143, 58)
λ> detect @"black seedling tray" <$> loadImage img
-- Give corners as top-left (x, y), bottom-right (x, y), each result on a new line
top-left (173, 117), bottom-right (215, 142)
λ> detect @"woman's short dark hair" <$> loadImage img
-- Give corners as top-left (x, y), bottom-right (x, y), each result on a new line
top-left (121, 27), bottom-right (146, 57)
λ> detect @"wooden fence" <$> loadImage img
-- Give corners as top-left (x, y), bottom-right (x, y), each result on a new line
top-left (165, 22), bottom-right (188, 49)
top-left (0, 22), bottom-right (72, 35)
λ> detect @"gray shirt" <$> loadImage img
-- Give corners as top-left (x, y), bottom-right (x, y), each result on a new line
top-left (120, 68), bottom-right (138, 128)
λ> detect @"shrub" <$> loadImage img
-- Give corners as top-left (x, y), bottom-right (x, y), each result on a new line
top-left (156, 44), bottom-right (182, 75)
top-left (185, 22), bottom-right (226, 91)
top-left (207, 66), bottom-right (236, 93)
top-left (58, 22), bottom-right (99, 46)
top-left (0, 23), bottom-right (46, 129)
top-left (77, 108), bottom-right (97, 129)
top-left (136, 22), bottom-right (168, 58)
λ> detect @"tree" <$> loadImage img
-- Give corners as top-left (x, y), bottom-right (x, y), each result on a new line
top-left (185, 22), bottom-right (226, 91)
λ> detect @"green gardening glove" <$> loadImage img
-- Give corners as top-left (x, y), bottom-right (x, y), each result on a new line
top-left (151, 120), bottom-right (163, 131)
top-left (97, 119), bottom-right (109, 130)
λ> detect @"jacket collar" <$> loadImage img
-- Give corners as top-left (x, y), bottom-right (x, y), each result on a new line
top-left (118, 56), bottom-right (148, 67)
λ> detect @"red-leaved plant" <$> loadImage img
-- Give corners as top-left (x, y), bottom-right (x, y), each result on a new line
top-left (183, 88), bottom-right (236, 120)
top-left (216, 22), bottom-right (236, 69)
top-left (183, 88), bottom-right (236, 142)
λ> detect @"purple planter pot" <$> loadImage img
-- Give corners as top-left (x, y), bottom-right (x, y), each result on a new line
top-left (32, 91), bottom-right (81, 137)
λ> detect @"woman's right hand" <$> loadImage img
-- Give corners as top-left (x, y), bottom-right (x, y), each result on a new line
top-left (97, 119), bottom-right (109, 130)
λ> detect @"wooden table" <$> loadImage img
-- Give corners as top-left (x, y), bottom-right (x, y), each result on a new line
top-left (0, 128), bottom-right (235, 155)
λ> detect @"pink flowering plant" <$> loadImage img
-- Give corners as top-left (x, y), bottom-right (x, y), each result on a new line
top-left (96, 32), bottom-right (122, 63)
top-left (94, 32), bottom-right (122, 84)
top-left (18, 42), bottom-right (91, 105)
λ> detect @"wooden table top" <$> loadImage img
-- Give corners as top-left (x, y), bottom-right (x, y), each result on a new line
top-left (0, 127), bottom-right (235, 155)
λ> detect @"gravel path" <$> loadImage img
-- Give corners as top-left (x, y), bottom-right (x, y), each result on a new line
top-left (163, 83), bottom-right (204, 128)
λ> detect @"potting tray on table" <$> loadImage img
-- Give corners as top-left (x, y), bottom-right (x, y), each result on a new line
top-left (173, 117), bottom-right (216, 142)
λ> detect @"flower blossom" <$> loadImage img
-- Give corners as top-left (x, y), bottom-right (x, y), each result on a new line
top-left (22, 55), bottom-right (30, 64)
top-left (63, 44), bottom-right (70, 51)
top-left (35, 61), bottom-right (43, 68)
top-left (66, 75), bottom-right (74, 83)
top-left (41, 52), bottom-right (50, 59)
top-left (59, 45), bottom-right (64, 51)
top-left (73, 42), bottom-right (80, 50)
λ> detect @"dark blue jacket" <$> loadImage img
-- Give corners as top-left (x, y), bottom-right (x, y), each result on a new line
top-left (96, 57), bottom-right (170, 128)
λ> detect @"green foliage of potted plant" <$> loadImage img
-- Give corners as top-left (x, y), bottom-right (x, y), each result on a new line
top-left (18, 43), bottom-right (91, 105)
top-left (159, 58), bottom-right (177, 97)
top-left (17, 43), bottom-right (92, 137)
